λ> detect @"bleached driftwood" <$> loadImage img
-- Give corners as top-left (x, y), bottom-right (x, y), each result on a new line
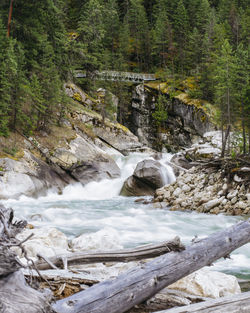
top-left (156, 291), bottom-right (250, 313)
top-left (23, 269), bottom-right (207, 309)
top-left (35, 237), bottom-right (185, 270)
top-left (0, 205), bottom-right (54, 313)
top-left (128, 288), bottom-right (208, 313)
top-left (52, 219), bottom-right (250, 313)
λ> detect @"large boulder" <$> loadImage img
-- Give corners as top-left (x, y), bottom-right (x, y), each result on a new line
top-left (169, 268), bottom-right (241, 298)
top-left (120, 159), bottom-right (170, 196)
top-left (71, 227), bottom-right (123, 252)
top-left (50, 135), bottom-right (121, 185)
top-left (93, 124), bottom-right (146, 155)
top-left (14, 227), bottom-right (69, 259)
top-left (0, 151), bottom-right (70, 199)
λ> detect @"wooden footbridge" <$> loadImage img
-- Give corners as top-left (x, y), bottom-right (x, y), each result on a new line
top-left (75, 70), bottom-right (156, 83)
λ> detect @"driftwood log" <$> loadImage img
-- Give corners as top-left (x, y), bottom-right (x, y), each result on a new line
top-left (53, 219), bottom-right (250, 313)
top-left (23, 269), bottom-right (208, 311)
top-left (35, 237), bottom-right (185, 270)
top-left (128, 288), bottom-right (209, 313)
top-left (156, 291), bottom-right (250, 313)
top-left (0, 204), bottom-right (54, 313)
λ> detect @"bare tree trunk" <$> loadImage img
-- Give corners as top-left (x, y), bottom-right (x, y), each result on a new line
top-left (0, 205), bottom-right (54, 313)
top-left (35, 237), bottom-right (185, 270)
top-left (248, 126), bottom-right (250, 154)
top-left (242, 101), bottom-right (246, 154)
top-left (156, 291), bottom-right (250, 313)
top-left (53, 219), bottom-right (250, 313)
top-left (221, 124), bottom-right (231, 158)
top-left (7, 0), bottom-right (14, 38)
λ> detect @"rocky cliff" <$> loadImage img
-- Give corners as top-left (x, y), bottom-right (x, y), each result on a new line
top-left (121, 83), bottom-right (213, 152)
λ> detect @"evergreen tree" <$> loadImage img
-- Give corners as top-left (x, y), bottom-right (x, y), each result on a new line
top-left (117, 18), bottom-right (131, 71)
top-left (126, 0), bottom-right (150, 71)
top-left (234, 44), bottom-right (249, 154)
top-left (173, 0), bottom-right (190, 73)
top-left (101, 0), bottom-right (120, 69)
top-left (195, 0), bottom-right (211, 34)
top-left (151, 0), bottom-right (173, 69)
top-left (0, 19), bottom-right (12, 135)
top-left (152, 93), bottom-right (168, 127)
top-left (213, 39), bottom-right (235, 153)
top-left (77, 0), bottom-right (106, 72)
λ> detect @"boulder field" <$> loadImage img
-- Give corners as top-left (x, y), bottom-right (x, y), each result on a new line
top-left (153, 166), bottom-right (250, 215)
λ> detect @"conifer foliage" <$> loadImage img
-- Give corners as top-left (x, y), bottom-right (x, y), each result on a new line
top-left (0, 0), bottom-right (249, 152)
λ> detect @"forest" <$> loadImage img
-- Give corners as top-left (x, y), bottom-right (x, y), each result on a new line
top-left (0, 0), bottom-right (249, 152)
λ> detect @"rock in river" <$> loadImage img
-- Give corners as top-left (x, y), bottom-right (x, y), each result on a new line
top-left (120, 159), bottom-right (170, 196)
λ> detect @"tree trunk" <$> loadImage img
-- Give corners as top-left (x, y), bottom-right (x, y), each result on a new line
top-left (7, 0), bottom-right (14, 38)
top-left (35, 237), bottom-right (184, 270)
top-left (241, 101), bottom-right (246, 154)
top-left (0, 271), bottom-right (54, 313)
top-left (221, 124), bottom-right (231, 158)
top-left (53, 219), bottom-right (250, 313)
top-left (156, 291), bottom-right (250, 313)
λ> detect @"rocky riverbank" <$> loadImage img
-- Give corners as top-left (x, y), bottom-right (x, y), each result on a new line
top-left (154, 165), bottom-right (250, 215)
top-left (153, 131), bottom-right (250, 215)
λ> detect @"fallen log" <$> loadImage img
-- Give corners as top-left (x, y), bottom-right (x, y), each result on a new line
top-left (128, 288), bottom-right (208, 313)
top-left (0, 205), bottom-right (26, 276)
top-left (35, 237), bottom-right (184, 270)
top-left (23, 269), bottom-right (208, 310)
top-left (0, 271), bottom-right (54, 313)
top-left (156, 291), bottom-right (250, 313)
top-left (53, 219), bottom-right (250, 313)
top-left (0, 205), bottom-right (54, 313)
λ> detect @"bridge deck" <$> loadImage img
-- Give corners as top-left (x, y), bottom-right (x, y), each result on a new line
top-left (75, 70), bottom-right (156, 82)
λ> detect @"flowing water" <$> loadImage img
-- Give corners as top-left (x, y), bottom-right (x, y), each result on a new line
top-left (2, 151), bottom-right (250, 280)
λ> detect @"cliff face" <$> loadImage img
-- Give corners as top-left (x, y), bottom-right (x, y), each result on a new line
top-left (122, 84), bottom-right (213, 152)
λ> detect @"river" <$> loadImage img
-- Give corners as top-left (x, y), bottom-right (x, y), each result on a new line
top-left (2, 151), bottom-right (250, 280)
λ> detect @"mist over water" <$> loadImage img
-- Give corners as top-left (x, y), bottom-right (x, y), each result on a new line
top-left (2, 152), bottom-right (250, 279)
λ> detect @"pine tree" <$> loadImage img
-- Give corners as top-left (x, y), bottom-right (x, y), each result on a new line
top-left (0, 19), bottom-right (12, 136)
top-left (117, 18), bottom-right (131, 71)
top-left (195, 0), bottom-right (211, 34)
top-left (127, 0), bottom-right (150, 71)
top-left (101, 0), bottom-right (120, 69)
top-left (172, 0), bottom-right (190, 73)
top-left (213, 39), bottom-right (235, 154)
top-left (77, 0), bottom-right (106, 72)
top-left (151, 0), bottom-right (173, 69)
top-left (234, 44), bottom-right (249, 154)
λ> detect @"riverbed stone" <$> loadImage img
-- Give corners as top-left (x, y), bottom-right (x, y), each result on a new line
top-left (231, 196), bottom-right (238, 205)
top-left (182, 184), bottom-right (191, 193)
top-left (14, 227), bottom-right (69, 259)
top-left (227, 190), bottom-right (238, 200)
top-left (173, 187), bottom-right (182, 197)
top-left (168, 268), bottom-right (241, 298)
top-left (71, 228), bottom-right (123, 251)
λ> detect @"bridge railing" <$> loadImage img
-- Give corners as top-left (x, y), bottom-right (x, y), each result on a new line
top-left (74, 70), bottom-right (156, 82)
